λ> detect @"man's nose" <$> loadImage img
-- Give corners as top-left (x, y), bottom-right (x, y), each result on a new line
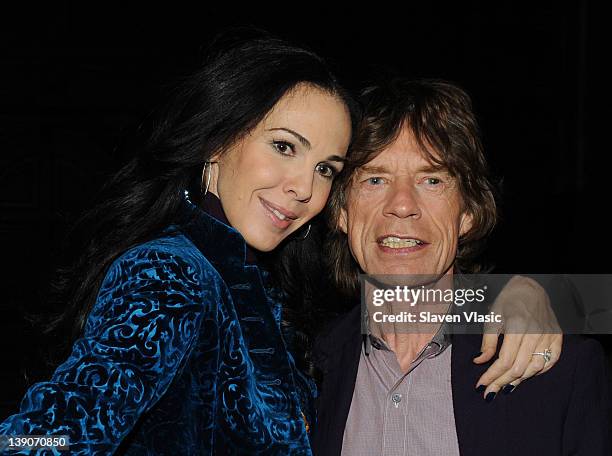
top-left (284, 170), bottom-right (314, 203)
top-left (382, 181), bottom-right (421, 219)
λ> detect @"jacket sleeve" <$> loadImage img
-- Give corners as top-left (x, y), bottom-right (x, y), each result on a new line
top-left (562, 337), bottom-right (612, 455)
top-left (530, 275), bottom-right (587, 332)
top-left (0, 245), bottom-right (212, 455)
top-left (480, 274), bottom-right (587, 332)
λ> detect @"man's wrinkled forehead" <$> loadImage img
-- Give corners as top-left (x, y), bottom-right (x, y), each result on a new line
top-left (352, 130), bottom-right (449, 180)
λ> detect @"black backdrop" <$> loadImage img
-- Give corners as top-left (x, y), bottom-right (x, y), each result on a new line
top-left (1, 1), bottom-right (607, 418)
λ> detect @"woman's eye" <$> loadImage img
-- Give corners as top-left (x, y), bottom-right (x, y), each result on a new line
top-left (316, 163), bottom-right (337, 179)
top-left (272, 140), bottom-right (296, 156)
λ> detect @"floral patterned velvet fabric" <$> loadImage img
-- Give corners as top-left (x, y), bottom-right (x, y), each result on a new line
top-left (0, 198), bottom-right (314, 455)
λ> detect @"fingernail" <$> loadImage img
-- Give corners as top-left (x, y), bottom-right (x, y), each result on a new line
top-left (502, 384), bottom-right (515, 395)
top-left (472, 351), bottom-right (483, 359)
top-left (476, 384), bottom-right (486, 393)
top-left (485, 392), bottom-right (496, 403)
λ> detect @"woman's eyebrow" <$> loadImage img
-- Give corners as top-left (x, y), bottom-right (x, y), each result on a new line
top-left (267, 128), bottom-right (311, 149)
top-left (327, 155), bottom-right (347, 163)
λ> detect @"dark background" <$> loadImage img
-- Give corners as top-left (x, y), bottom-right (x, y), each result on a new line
top-left (1, 1), bottom-right (607, 417)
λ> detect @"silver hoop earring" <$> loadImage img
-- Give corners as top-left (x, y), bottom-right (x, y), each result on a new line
top-left (201, 161), bottom-right (213, 196)
top-left (299, 224), bottom-right (311, 240)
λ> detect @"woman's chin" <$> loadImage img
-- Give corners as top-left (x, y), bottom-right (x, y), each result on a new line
top-left (244, 234), bottom-right (282, 253)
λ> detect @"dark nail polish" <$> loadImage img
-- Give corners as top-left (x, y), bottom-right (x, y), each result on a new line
top-left (472, 351), bottom-right (483, 359)
top-left (476, 384), bottom-right (486, 393)
top-left (502, 384), bottom-right (516, 395)
top-left (485, 392), bottom-right (496, 403)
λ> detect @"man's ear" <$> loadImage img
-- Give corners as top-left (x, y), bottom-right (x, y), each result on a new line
top-left (338, 207), bottom-right (348, 234)
top-left (459, 211), bottom-right (474, 238)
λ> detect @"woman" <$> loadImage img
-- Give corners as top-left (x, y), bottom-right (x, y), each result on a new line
top-left (1, 33), bottom-right (561, 455)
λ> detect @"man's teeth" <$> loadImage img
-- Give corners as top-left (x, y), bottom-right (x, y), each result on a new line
top-left (271, 208), bottom-right (287, 220)
top-left (380, 237), bottom-right (423, 248)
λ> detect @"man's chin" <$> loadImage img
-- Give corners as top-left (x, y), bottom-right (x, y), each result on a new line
top-left (369, 265), bottom-right (432, 277)
top-left (365, 260), bottom-right (453, 286)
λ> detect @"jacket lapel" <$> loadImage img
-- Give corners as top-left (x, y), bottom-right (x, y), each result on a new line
top-left (312, 305), bottom-right (362, 456)
top-left (451, 335), bottom-right (509, 456)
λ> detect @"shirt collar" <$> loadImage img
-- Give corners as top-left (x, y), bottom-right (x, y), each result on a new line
top-left (368, 323), bottom-right (451, 360)
top-left (366, 306), bottom-right (453, 361)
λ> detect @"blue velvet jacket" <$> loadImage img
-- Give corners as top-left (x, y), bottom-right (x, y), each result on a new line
top-left (0, 197), bottom-right (315, 455)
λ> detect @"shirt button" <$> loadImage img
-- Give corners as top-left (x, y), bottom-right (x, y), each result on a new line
top-left (391, 393), bottom-right (402, 407)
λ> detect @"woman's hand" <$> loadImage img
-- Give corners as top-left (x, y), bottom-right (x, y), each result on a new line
top-left (474, 275), bottom-right (562, 400)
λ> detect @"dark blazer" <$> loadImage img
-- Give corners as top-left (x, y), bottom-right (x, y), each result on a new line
top-left (0, 197), bottom-right (314, 455)
top-left (311, 305), bottom-right (612, 456)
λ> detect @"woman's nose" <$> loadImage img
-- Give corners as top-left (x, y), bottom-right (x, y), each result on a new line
top-left (284, 170), bottom-right (314, 203)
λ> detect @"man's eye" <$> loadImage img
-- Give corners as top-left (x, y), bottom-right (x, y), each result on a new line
top-left (424, 177), bottom-right (442, 186)
top-left (272, 140), bottom-right (296, 156)
top-left (366, 177), bottom-right (385, 185)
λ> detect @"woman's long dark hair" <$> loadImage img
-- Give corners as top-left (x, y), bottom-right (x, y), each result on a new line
top-left (46, 30), bottom-right (359, 369)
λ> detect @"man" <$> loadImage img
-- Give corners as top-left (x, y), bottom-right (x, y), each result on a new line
top-left (311, 79), bottom-right (611, 455)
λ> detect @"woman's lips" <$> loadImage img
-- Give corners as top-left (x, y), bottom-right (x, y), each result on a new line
top-left (259, 197), bottom-right (297, 230)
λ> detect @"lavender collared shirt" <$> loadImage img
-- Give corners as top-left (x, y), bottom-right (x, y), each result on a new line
top-left (341, 327), bottom-right (460, 456)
